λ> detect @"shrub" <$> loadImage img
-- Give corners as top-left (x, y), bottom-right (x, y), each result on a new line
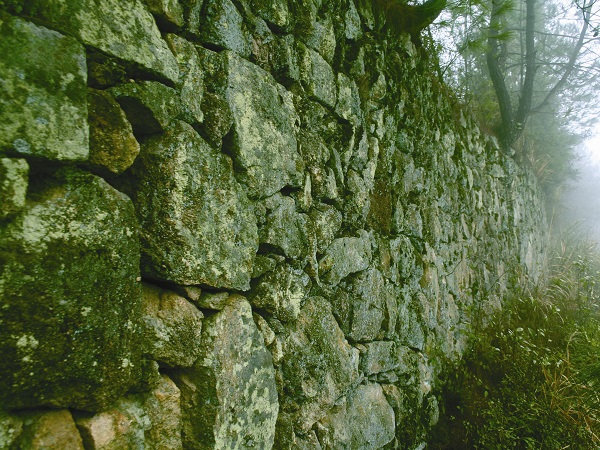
top-left (431, 230), bottom-right (600, 449)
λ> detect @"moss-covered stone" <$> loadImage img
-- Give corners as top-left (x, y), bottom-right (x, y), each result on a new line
top-left (0, 158), bottom-right (28, 220)
top-left (280, 297), bottom-right (360, 432)
top-left (17, 0), bottom-right (179, 84)
top-left (141, 283), bottom-right (203, 368)
top-left (0, 168), bottom-right (142, 411)
top-left (224, 51), bottom-right (304, 198)
top-left (317, 383), bottom-right (395, 449)
top-left (110, 81), bottom-right (182, 136)
top-left (87, 88), bottom-right (140, 176)
top-left (197, 0), bottom-right (252, 56)
top-left (164, 34), bottom-right (205, 125)
top-left (0, 13), bottom-right (88, 161)
top-left (319, 231), bottom-right (372, 286)
top-left (171, 295), bottom-right (278, 449)
top-left (122, 120), bottom-right (258, 290)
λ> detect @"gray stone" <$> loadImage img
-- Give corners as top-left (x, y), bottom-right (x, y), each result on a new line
top-left (171, 295), bottom-right (278, 449)
top-left (0, 411), bottom-right (23, 449)
top-left (250, 0), bottom-right (291, 30)
top-left (310, 204), bottom-right (343, 254)
top-left (250, 263), bottom-right (311, 322)
top-left (75, 374), bottom-right (182, 450)
top-left (180, 0), bottom-right (204, 36)
top-left (298, 43), bottom-right (337, 109)
top-left (110, 81), bottom-right (182, 135)
top-left (319, 231), bottom-right (372, 286)
top-left (360, 341), bottom-right (399, 375)
top-left (281, 297), bottom-right (360, 432)
top-left (345, 268), bottom-right (387, 342)
top-left (198, 0), bottom-right (252, 56)
top-left (260, 194), bottom-right (313, 261)
top-left (0, 158), bottom-right (28, 220)
top-left (87, 88), bottom-right (140, 175)
top-left (141, 283), bottom-right (203, 368)
top-left (19, 0), bottom-right (179, 84)
top-left (123, 121), bottom-right (258, 290)
top-left (143, 0), bottom-right (184, 29)
top-left (335, 73), bottom-right (362, 126)
top-left (0, 15), bottom-right (88, 161)
top-left (164, 34), bottom-right (205, 125)
top-left (198, 92), bottom-right (233, 148)
top-left (317, 384), bottom-right (395, 450)
top-left (14, 410), bottom-right (84, 450)
top-left (224, 51), bottom-right (304, 198)
top-left (0, 168), bottom-right (142, 411)
top-left (304, 17), bottom-right (336, 64)
top-left (194, 291), bottom-right (231, 311)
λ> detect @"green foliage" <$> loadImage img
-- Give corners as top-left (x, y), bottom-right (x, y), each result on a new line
top-left (431, 231), bottom-right (600, 449)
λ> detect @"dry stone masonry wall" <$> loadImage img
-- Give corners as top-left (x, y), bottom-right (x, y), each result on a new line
top-left (0, 0), bottom-right (547, 448)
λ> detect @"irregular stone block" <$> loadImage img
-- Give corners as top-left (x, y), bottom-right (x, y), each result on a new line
top-left (224, 51), bottom-right (304, 198)
top-left (250, 263), bottom-right (311, 322)
top-left (250, 0), bottom-right (291, 30)
top-left (359, 341), bottom-right (399, 375)
top-left (141, 283), bottom-right (203, 368)
top-left (198, 92), bottom-right (233, 148)
top-left (310, 203), bottom-right (342, 254)
top-left (317, 384), bottom-right (395, 449)
top-left (333, 268), bottom-right (387, 342)
top-left (198, 0), bottom-right (252, 56)
top-left (171, 295), bottom-right (278, 449)
top-left (281, 297), bottom-right (360, 432)
top-left (143, 0), bottom-right (184, 30)
top-left (0, 158), bottom-right (28, 220)
top-left (110, 81), bottom-right (182, 136)
top-left (19, 0), bottom-right (179, 84)
top-left (319, 230), bottom-right (372, 286)
top-left (87, 89), bottom-right (140, 176)
top-left (260, 194), bottom-right (313, 261)
top-left (0, 14), bottom-right (88, 161)
top-left (164, 34), bottom-right (205, 125)
top-left (75, 374), bottom-right (182, 450)
top-left (180, 0), bottom-right (204, 37)
top-left (335, 73), bottom-right (362, 126)
top-left (124, 121), bottom-right (258, 290)
top-left (0, 168), bottom-right (142, 411)
top-left (0, 411), bottom-right (23, 448)
top-left (298, 43), bottom-right (337, 109)
top-left (14, 410), bottom-right (84, 450)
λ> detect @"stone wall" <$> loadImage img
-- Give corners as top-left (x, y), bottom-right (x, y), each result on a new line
top-left (0, 0), bottom-right (547, 448)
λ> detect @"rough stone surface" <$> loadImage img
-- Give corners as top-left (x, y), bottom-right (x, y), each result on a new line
top-left (249, 263), bottom-right (311, 323)
top-left (317, 384), bottom-right (395, 449)
top-left (18, 0), bottom-right (179, 83)
top-left (0, 14), bottom-right (88, 161)
top-left (170, 295), bottom-right (278, 449)
top-left (87, 88), bottom-right (140, 175)
top-left (0, 168), bottom-right (142, 411)
top-left (0, 158), bottom-right (28, 220)
top-left (122, 120), bottom-right (258, 290)
top-left (224, 51), bottom-right (304, 198)
top-left (75, 374), bottom-right (182, 450)
top-left (110, 81), bottom-right (182, 135)
top-left (13, 410), bottom-right (83, 450)
top-left (319, 231), bottom-right (372, 286)
top-left (280, 297), bottom-right (360, 432)
top-left (141, 283), bottom-right (203, 368)
top-left (198, 0), bottom-right (252, 56)
top-left (143, 0), bottom-right (184, 29)
top-left (164, 33), bottom-right (205, 125)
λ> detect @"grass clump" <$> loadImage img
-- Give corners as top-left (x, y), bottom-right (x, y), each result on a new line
top-left (431, 231), bottom-right (600, 449)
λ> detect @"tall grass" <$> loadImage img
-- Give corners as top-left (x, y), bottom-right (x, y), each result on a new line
top-left (431, 229), bottom-right (600, 449)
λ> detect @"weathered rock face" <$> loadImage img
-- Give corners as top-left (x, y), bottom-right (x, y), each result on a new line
top-left (0, 168), bottom-right (142, 411)
top-left (0, 0), bottom-right (548, 448)
top-left (0, 14), bottom-right (88, 161)
top-left (122, 120), bottom-right (258, 290)
top-left (171, 296), bottom-right (278, 449)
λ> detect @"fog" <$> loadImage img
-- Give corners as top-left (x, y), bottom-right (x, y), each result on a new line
top-left (556, 141), bottom-right (600, 246)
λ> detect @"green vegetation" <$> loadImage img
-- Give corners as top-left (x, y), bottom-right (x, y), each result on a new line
top-left (431, 229), bottom-right (600, 449)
